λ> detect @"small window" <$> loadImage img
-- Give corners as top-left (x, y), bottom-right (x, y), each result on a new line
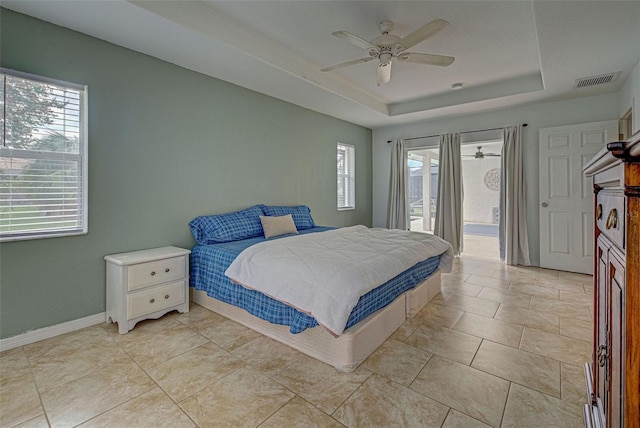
top-left (1, 69), bottom-right (88, 242)
top-left (337, 143), bottom-right (355, 210)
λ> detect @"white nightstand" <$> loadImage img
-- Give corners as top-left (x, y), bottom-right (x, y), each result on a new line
top-left (105, 246), bottom-right (191, 334)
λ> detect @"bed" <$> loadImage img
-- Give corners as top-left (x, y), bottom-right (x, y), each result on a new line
top-left (189, 204), bottom-right (452, 371)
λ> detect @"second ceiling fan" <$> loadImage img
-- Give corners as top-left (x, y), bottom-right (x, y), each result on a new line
top-left (321, 19), bottom-right (455, 86)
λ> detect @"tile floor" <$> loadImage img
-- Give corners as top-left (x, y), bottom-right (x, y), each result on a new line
top-left (1, 254), bottom-right (593, 428)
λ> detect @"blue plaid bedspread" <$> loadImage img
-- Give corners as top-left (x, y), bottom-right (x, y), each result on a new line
top-left (190, 227), bottom-right (441, 334)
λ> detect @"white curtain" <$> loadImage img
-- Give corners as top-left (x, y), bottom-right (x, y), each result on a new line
top-left (387, 139), bottom-right (408, 230)
top-left (434, 133), bottom-right (463, 255)
top-left (499, 125), bottom-right (531, 265)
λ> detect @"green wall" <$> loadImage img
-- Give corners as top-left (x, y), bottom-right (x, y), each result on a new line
top-left (0, 9), bottom-right (372, 339)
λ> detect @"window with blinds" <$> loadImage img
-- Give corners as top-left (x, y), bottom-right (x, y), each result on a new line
top-left (1, 69), bottom-right (88, 241)
top-left (337, 142), bottom-right (355, 210)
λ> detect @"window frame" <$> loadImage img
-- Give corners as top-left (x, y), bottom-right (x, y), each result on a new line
top-left (1, 68), bottom-right (88, 242)
top-left (337, 142), bottom-right (355, 211)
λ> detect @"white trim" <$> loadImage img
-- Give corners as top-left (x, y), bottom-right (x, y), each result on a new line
top-left (1, 67), bottom-right (87, 91)
top-left (0, 312), bottom-right (105, 352)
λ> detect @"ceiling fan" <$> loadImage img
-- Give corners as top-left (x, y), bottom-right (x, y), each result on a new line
top-left (463, 146), bottom-right (501, 159)
top-left (321, 19), bottom-right (455, 86)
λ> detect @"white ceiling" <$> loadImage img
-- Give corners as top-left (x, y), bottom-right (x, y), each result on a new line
top-left (4, 1), bottom-right (640, 129)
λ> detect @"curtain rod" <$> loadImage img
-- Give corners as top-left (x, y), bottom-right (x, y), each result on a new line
top-left (386, 123), bottom-right (528, 143)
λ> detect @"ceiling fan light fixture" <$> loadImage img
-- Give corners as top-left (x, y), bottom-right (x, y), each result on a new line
top-left (379, 52), bottom-right (392, 65)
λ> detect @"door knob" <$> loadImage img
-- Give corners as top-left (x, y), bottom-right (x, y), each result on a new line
top-left (541, 202), bottom-right (548, 207)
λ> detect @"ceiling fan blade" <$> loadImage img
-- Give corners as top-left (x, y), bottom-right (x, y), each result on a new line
top-left (397, 52), bottom-right (455, 67)
top-left (321, 57), bottom-right (375, 72)
top-left (377, 62), bottom-right (391, 86)
top-left (332, 31), bottom-right (379, 51)
top-left (398, 18), bottom-right (449, 50)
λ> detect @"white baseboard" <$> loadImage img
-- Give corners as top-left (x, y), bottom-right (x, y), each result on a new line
top-left (0, 312), bottom-right (106, 352)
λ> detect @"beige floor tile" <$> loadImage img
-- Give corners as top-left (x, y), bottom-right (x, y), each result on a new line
top-left (471, 340), bottom-right (560, 397)
top-left (178, 366), bottom-right (294, 427)
top-left (431, 293), bottom-right (500, 318)
top-left (494, 305), bottom-right (559, 334)
top-left (523, 267), bottom-right (560, 280)
top-left (361, 339), bottom-right (432, 386)
top-left (456, 265), bottom-right (497, 278)
top-left (24, 325), bottom-right (113, 361)
top-left (405, 322), bottom-right (482, 365)
top-left (411, 356), bottom-right (509, 427)
top-left (491, 270), bottom-right (536, 282)
top-left (30, 344), bottom-right (129, 392)
top-left (263, 353), bottom-right (372, 414)
top-left (0, 347), bottom-right (30, 379)
top-left (198, 318), bottom-right (261, 351)
top-left (11, 414), bottom-right (50, 428)
top-left (411, 302), bottom-right (464, 329)
top-left (40, 357), bottom-right (156, 427)
top-left (333, 373), bottom-right (449, 428)
top-left (535, 277), bottom-right (589, 293)
top-left (441, 281), bottom-right (483, 298)
top-left (560, 317), bottom-right (593, 342)
top-left (120, 324), bottom-right (209, 369)
top-left (464, 275), bottom-right (511, 290)
top-left (508, 282), bottom-right (559, 299)
top-left (147, 342), bottom-right (244, 402)
top-left (174, 303), bottom-right (227, 330)
top-left (558, 271), bottom-right (593, 284)
top-left (453, 312), bottom-right (523, 348)
top-left (559, 290), bottom-right (594, 305)
top-left (440, 272), bottom-right (471, 283)
top-left (260, 396), bottom-right (343, 428)
top-left (390, 316), bottom-right (424, 341)
top-left (78, 387), bottom-right (194, 427)
top-left (441, 410), bottom-right (491, 428)
top-left (476, 287), bottom-right (531, 308)
top-left (520, 328), bottom-right (592, 366)
top-left (529, 297), bottom-right (591, 320)
top-left (232, 335), bottom-right (303, 374)
top-left (561, 363), bottom-right (587, 406)
top-left (0, 371), bottom-right (44, 428)
top-left (502, 383), bottom-right (583, 428)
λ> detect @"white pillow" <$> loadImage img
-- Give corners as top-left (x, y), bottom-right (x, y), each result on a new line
top-left (260, 214), bottom-right (298, 239)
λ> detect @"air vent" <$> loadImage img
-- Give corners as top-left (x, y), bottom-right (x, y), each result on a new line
top-left (573, 72), bottom-right (620, 89)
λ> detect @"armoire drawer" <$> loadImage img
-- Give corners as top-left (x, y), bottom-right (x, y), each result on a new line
top-left (596, 193), bottom-right (625, 251)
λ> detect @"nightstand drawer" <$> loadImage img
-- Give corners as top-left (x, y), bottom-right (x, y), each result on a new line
top-left (127, 280), bottom-right (186, 319)
top-left (128, 256), bottom-right (186, 291)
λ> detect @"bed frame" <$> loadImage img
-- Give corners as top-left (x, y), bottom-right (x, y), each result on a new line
top-left (190, 270), bottom-right (441, 372)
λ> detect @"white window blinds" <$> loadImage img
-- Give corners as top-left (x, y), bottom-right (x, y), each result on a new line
top-left (337, 142), bottom-right (355, 210)
top-left (1, 69), bottom-right (88, 241)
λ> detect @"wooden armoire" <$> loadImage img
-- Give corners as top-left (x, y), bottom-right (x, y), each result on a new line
top-left (582, 131), bottom-right (639, 428)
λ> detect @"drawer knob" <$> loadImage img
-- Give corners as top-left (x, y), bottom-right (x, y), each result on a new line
top-left (165, 268), bottom-right (170, 273)
top-left (606, 208), bottom-right (618, 230)
top-left (150, 271), bottom-right (156, 276)
top-left (596, 204), bottom-right (603, 220)
top-left (164, 294), bottom-right (170, 299)
top-left (149, 298), bottom-right (155, 303)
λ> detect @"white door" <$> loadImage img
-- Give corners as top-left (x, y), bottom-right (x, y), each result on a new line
top-left (539, 120), bottom-right (617, 274)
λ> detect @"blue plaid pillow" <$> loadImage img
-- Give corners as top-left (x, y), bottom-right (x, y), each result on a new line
top-left (190, 205), bottom-right (265, 244)
top-left (262, 205), bottom-right (316, 230)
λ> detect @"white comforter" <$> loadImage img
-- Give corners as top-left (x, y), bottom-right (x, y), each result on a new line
top-left (225, 226), bottom-right (453, 336)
